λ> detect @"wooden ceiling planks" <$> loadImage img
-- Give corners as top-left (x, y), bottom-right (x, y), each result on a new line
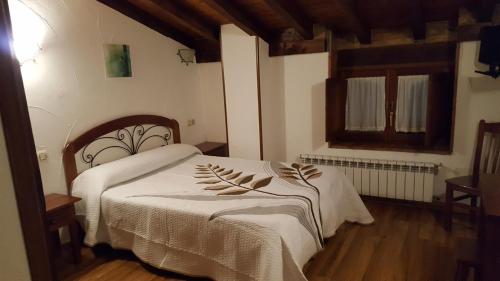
top-left (97, 0), bottom-right (197, 48)
top-left (97, 0), bottom-right (494, 63)
top-left (335, 0), bottom-right (372, 44)
top-left (180, 0), bottom-right (230, 26)
top-left (474, 0), bottom-right (497, 22)
top-left (240, 0), bottom-right (314, 39)
top-left (204, 0), bottom-right (274, 42)
top-left (410, 0), bottom-right (427, 40)
top-left (130, 0), bottom-right (219, 44)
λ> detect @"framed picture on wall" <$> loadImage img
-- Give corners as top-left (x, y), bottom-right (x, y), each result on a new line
top-left (103, 44), bottom-right (132, 78)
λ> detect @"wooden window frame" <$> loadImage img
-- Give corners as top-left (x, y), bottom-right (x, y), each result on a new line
top-left (326, 61), bottom-right (455, 154)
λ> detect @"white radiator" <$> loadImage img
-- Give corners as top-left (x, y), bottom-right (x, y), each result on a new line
top-left (300, 154), bottom-right (438, 202)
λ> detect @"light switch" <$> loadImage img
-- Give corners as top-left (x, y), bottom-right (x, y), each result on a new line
top-left (37, 150), bottom-right (48, 161)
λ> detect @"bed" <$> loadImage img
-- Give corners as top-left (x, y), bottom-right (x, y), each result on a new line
top-left (63, 115), bottom-right (373, 281)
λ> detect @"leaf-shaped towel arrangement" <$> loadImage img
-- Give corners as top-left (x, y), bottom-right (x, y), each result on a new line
top-left (194, 164), bottom-right (272, 196)
top-left (204, 185), bottom-right (233, 191)
top-left (197, 179), bottom-right (221, 184)
top-left (218, 189), bottom-right (250, 196)
top-left (226, 171), bottom-right (242, 180)
top-left (278, 162), bottom-right (324, 227)
top-left (193, 162), bottom-right (325, 248)
top-left (235, 175), bottom-right (254, 185)
top-left (251, 177), bottom-right (273, 189)
top-left (303, 168), bottom-right (318, 175)
top-left (278, 163), bottom-right (323, 184)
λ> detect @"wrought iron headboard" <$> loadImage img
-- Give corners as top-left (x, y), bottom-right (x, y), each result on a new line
top-left (62, 115), bottom-right (180, 193)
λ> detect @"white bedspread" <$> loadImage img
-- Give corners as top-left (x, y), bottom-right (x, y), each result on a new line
top-left (72, 144), bottom-right (373, 281)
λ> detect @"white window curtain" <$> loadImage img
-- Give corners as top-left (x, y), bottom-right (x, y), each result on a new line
top-left (345, 77), bottom-right (386, 131)
top-left (396, 75), bottom-right (429, 133)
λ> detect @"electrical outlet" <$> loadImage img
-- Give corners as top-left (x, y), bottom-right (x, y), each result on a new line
top-left (187, 119), bottom-right (196, 126)
top-left (37, 150), bottom-right (48, 161)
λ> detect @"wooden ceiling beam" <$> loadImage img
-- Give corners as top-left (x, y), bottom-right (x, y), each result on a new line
top-left (335, 0), bottom-right (371, 44)
top-left (205, 0), bottom-right (274, 42)
top-left (448, 2), bottom-right (460, 31)
top-left (409, 0), bottom-right (426, 40)
top-left (97, 0), bottom-right (196, 48)
top-left (475, 0), bottom-right (496, 22)
top-left (149, 0), bottom-right (219, 44)
top-left (269, 37), bottom-right (327, 56)
top-left (261, 0), bottom-right (313, 40)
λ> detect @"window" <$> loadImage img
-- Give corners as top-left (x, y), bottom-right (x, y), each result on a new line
top-left (326, 67), bottom-right (455, 153)
top-left (345, 77), bottom-right (386, 132)
top-left (395, 75), bottom-right (428, 133)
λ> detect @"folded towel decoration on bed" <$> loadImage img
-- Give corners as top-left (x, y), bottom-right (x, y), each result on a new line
top-left (72, 144), bottom-right (374, 281)
top-left (132, 161), bottom-right (327, 250)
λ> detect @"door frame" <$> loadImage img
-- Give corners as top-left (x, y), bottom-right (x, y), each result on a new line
top-left (0, 0), bottom-right (55, 280)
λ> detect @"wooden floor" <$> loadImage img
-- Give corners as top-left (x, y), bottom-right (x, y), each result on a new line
top-left (58, 201), bottom-right (477, 281)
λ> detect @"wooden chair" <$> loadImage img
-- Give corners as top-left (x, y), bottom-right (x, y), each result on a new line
top-left (454, 259), bottom-right (481, 281)
top-left (445, 120), bottom-right (500, 232)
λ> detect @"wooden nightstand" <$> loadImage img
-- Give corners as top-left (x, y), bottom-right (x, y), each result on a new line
top-left (195, 142), bottom-right (228, 157)
top-left (45, 193), bottom-right (81, 264)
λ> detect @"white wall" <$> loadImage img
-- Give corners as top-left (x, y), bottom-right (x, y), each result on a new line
top-left (196, 62), bottom-right (227, 143)
top-left (220, 24), bottom-right (261, 160)
top-left (272, 42), bottom-right (500, 196)
top-left (0, 116), bottom-right (31, 281)
top-left (258, 39), bottom-right (286, 162)
top-left (18, 0), bottom-right (214, 194)
top-left (282, 53), bottom-right (329, 162)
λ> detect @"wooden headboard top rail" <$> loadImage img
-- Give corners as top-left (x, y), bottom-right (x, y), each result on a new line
top-left (62, 115), bottom-right (180, 193)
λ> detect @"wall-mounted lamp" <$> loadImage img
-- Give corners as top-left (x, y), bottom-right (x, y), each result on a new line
top-left (177, 49), bottom-right (195, 65)
top-left (8, 0), bottom-right (47, 64)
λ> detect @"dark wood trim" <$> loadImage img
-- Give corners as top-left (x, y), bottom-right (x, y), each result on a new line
top-left (269, 37), bottom-right (328, 56)
top-left (219, 31), bottom-right (230, 155)
top-left (335, 0), bottom-right (371, 44)
top-left (195, 142), bottom-right (228, 157)
top-left (329, 142), bottom-right (453, 155)
top-left (256, 37), bottom-right (264, 160)
top-left (97, 0), bottom-right (196, 48)
top-left (472, 120), bottom-right (486, 183)
top-left (62, 115), bottom-right (181, 192)
top-left (475, 0), bottom-right (496, 22)
top-left (449, 43), bottom-right (460, 155)
top-left (328, 44), bottom-right (457, 154)
top-left (336, 42), bottom-right (457, 69)
top-left (457, 23), bottom-right (491, 42)
top-left (195, 47), bottom-right (221, 63)
top-left (329, 33), bottom-right (335, 78)
top-left (337, 61), bottom-right (455, 73)
top-left (409, 0), bottom-right (426, 40)
top-left (0, 0), bottom-right (55, 279)
top-left (448, 1), bottom-right (460, 31)
top-left (206, 0), bottom-right (274, 43)
top-left (148, 0), bottom-right (219, 44)
top-left (261, 0), bottom-right (313, 40)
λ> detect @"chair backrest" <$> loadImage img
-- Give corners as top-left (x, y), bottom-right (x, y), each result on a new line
top-left (472, 120), bottom-right (500, 183)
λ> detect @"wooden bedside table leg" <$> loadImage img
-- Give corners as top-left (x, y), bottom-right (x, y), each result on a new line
top-left (49, 231), bottom-right (61, 256)
top-left (69, 221), bottom-right (81, 264)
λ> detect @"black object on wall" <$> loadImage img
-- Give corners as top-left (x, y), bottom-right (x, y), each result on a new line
top-left (476, 25), bottom-right (500, 79)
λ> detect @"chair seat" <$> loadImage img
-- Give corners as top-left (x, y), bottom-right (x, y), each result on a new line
top-left (446, 176), bottom-right (481, 196)
top-left (446, 175), bottom-right (477, 189)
